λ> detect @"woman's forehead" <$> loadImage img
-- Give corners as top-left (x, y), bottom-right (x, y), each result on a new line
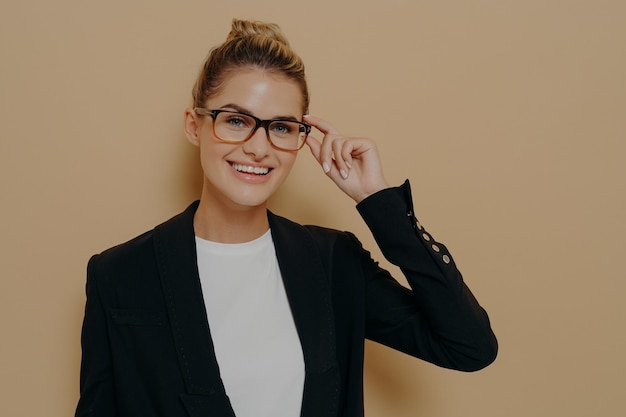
top-left (207, 70), bottom-right (304, 117)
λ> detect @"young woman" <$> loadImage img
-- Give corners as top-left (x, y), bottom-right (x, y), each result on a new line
top-left (75, 19), bottom-right (497, 417)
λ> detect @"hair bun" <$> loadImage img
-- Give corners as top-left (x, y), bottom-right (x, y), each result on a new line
top-left (226, 18), bottom-right (290, 46)
top-left (193, 18), bottom-right (309, 112)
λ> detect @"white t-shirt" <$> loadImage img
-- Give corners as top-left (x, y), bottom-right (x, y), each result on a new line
top-left (195, 230), bottom-right (305, 417)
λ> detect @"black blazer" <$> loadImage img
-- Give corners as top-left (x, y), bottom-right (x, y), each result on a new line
top-left (75, 181), bottom-right (497, 417)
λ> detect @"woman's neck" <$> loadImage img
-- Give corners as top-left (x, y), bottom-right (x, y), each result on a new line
top-left (193, 195), bottom-right (269, 244)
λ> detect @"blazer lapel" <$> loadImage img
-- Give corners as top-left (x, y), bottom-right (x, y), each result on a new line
top-left (269, 211), bottom-right (340, 417)
top-left (152, 201), bottom-right (235, 416)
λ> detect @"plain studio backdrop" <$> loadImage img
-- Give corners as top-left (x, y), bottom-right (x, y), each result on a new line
top-left (1, 1), bottom-right (624, 416)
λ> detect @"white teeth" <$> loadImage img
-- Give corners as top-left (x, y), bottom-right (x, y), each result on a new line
top-left (230, 163), bottom-right (270, 175)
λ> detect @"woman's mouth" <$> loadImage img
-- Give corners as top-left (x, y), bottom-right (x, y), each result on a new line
top-left (229, 162), bottom-right (271, 176)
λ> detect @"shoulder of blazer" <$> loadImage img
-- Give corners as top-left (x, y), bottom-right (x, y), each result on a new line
top-left (267, 210), bottom-right (360, 251)
top-left (89, 201), bottom-right (200, 275)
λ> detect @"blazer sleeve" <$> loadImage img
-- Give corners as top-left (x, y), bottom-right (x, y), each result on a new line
top-left (356, 180), bottom-right (498, 371)
top-left (75, 255), bottom-right (117, 417)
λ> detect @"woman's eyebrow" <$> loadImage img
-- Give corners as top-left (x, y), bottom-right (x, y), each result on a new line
top-left (219, 103), bottom-right (299, 121)
top-left (219, 103), bottom-right (250, 113)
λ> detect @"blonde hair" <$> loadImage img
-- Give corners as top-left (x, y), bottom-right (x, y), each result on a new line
top-left (192, 19), bottom-right (309, 113)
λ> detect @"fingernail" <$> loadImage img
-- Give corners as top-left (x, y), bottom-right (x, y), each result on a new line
top-left (345, 161), bottom-right (352, 169)
top-left (340, 169), bottom-right (348, 179)
top-left (323, 162), bottom-right (330, 173)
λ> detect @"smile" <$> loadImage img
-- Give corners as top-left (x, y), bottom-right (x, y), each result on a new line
top-left (229, 162), bottom-right (271, 176)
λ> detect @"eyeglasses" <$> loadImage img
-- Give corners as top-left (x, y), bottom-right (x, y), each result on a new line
top-left (194, 108), bottom-right (311, 151)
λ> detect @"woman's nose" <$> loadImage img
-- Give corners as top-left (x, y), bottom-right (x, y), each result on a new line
top-left (242, 126), bottom-right (271, 159)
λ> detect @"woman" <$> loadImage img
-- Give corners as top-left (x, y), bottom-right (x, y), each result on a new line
top-left (75, 19), bottom-right (497, 417)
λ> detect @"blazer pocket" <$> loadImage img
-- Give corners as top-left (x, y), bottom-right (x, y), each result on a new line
top-left (110, 309), bottom-right (167, 326)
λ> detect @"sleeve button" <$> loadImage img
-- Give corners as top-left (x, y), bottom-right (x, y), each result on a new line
top-left (431, 244), bottom-right (440, 252)
top-left (442, 255), bottom-right (450, 264)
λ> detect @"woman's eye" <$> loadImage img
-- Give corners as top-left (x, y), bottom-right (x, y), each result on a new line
top-left (271, 123), bottom-right (293, 135)
top-left (226, 116), bottom-right (249, 128)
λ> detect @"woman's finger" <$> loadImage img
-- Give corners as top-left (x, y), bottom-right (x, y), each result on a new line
top-left (306, 135), bottom-right (336, 176)
top-left (340, 140), bottom-right (353, 170)
top-left (303, 114), bottom-right (340, 135)
top-left (305, 135), bottom-right (322, 163)
top-left (331, 138), bottom-right (350, 179)
top-left (304, 115), bottom-right (345, 174)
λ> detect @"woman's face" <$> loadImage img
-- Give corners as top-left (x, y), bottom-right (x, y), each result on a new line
top-left (185, 69), bottom-right (304, 210)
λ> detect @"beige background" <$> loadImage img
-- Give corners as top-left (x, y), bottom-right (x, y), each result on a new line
top-left (1, 0), bottom-right (624, 416)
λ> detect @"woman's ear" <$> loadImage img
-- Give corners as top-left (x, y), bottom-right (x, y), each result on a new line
top-left (183, 108), bottom-right (201, 147)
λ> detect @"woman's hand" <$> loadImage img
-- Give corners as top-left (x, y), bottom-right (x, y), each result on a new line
top-left (303, 115), bottom-right (390, 203)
